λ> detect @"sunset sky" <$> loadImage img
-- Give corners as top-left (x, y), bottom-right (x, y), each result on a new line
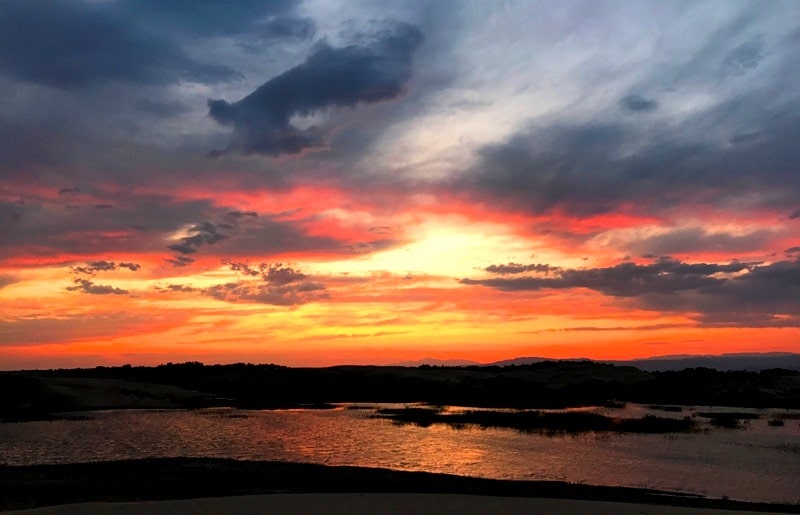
top-left (1, 0), bottom-right (799, 369)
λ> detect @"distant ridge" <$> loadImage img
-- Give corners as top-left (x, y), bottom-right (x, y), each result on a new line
top-left (389, 358), bottom-right (482, 367)
top-left (487, 352), bottom-right (800, 372)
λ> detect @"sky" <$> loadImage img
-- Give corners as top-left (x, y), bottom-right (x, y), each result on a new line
top-left (1, 0), bottom-right (799, 369)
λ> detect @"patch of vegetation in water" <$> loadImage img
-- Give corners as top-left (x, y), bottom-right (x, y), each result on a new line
top-left (647, 405), bottom-right (684, 412)
top-left (374, 407), bottom-right (697, 434)
top-left (696, 411), bottom-right (759, 429)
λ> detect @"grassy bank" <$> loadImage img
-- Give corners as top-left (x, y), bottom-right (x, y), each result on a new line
top-left (1, 458), bottom-right (798, 513)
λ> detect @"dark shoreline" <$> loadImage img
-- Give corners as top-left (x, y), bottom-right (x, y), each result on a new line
top-left (1, 458), bottom-right (797, 513)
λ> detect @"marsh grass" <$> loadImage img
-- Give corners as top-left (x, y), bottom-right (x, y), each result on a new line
top-left (374, 407), bottom-right (697, 434)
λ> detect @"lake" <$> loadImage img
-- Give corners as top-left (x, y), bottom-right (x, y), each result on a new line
top-left (1, 403), bottom-right (798, 503)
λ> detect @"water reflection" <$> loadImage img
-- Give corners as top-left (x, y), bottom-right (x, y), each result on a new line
top-left (0, 404), bottom-right (798, 503)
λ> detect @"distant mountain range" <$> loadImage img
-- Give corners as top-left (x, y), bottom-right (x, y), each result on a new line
top-left (395, 352), bottom-right (800, 371)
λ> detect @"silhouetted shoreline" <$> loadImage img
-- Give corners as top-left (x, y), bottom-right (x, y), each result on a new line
top-left (1, 458), bottom-right (798, 513)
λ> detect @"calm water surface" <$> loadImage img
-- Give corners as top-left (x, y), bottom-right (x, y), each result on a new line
top-left (1, 403), bottom-right (798, 503)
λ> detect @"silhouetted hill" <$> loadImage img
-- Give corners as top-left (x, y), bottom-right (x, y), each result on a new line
top-left (489, 352), bottom-right (800, 371)
top-left (608, 353), bottom-right (800, 372)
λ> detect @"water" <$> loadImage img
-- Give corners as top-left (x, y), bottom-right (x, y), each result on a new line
top-left (1, 404), bottom-right (798, 504)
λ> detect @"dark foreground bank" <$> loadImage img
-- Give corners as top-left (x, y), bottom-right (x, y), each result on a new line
top-left (1, 458), bottom-right (797, 513)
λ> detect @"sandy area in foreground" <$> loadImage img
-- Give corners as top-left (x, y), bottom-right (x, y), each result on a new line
top-left (7, 494), bottom-right (789, 515)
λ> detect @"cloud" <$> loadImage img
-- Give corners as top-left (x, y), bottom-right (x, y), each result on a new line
top-left (0, 275), bottom-right (18, 289)
top-left (259, 16), bottom-right (316, 41)
top-left (790, 209), bottom-right (800, 220)
top-left (66, 278), bottom-right (128, 295)
top-left (463, 258), bottom-right (754, 296)
top-left (609, 227), bottom-right (774, 256)
top-left (484, 263), bottom-right (558, 275)
top-left (119, 0), bottom-right (301, 37)
top-left (226, 210), bottom-right (258, 220)
top-left (465, 104), bottom-right (800, 217)
top-left (458, 9), bottom-right (800, 220)
top-left (73, 260), bottom-right (117, 274)
top-left (0, 0), bottom-right (239, 88)
top-left (723, 37), bottom-right (764, 74)
top-left (167, 222), bottom-right (230, 255)
top-left (462, 257), bottom-right (800, 327)
top-left (165, 256), bottom-right (195, 267)
top-left (208, 21), bottom-right (423, 156)
top-left (72, 261), bottom-right (140, 275)
top-left (620, 94), bottom-right (658, 112)
top-left (202, 262), bottom-right (327, 306)
top-left (261, 263), bottom-right (308, 285)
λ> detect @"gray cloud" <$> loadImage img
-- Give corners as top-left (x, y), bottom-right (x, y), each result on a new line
top-left (167, 221), bottom-right (230, 255)
top-left (463, 258), bottom-right (754, 297)
top-left (73, 260), bottom-right (117, 275)
top-left (484, 263), bottom-right (558, 275)
top-left (620, 94), bottom-right (658, 112)
top-left (0, 274), bottom-right (18, 289)
top-left (465, 103), bottom-right (800, 218)
top-left (462, 257), bottom-right (800, 327)
top-left (459, 8), bottom-right (800, 221)
top-left (620, 227), bottom-right (774, 256)
top-left (202, 262), bottom-right (327, 306)
top-left (165, 256), bottom-right (195, 268)
top-left (724, 37), bottom-right (764, 74)
top-left (208, 21), bottom-right (423, 156)
top-left (66, 278), bottom-right (128, 295)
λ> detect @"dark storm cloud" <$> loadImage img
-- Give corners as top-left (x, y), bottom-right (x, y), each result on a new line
top-left (207, 21), bottom-right (424, 156)
top-left (466, 104), bottom-right (800, 217)
top-left (202, 262), bottom-right (327, 306)
top-left (484, 263), bottom-right (558, 275)
top-left (66, 278), bottom-right (128, 296)
top-left (119, 0), bottom-right (300, 37)
top-left (260, 16), bottom-right (316, 41)
top-left (462, 257), bottom-right (800, 327)
top-left (0, 0), bottom-right (239, 88)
